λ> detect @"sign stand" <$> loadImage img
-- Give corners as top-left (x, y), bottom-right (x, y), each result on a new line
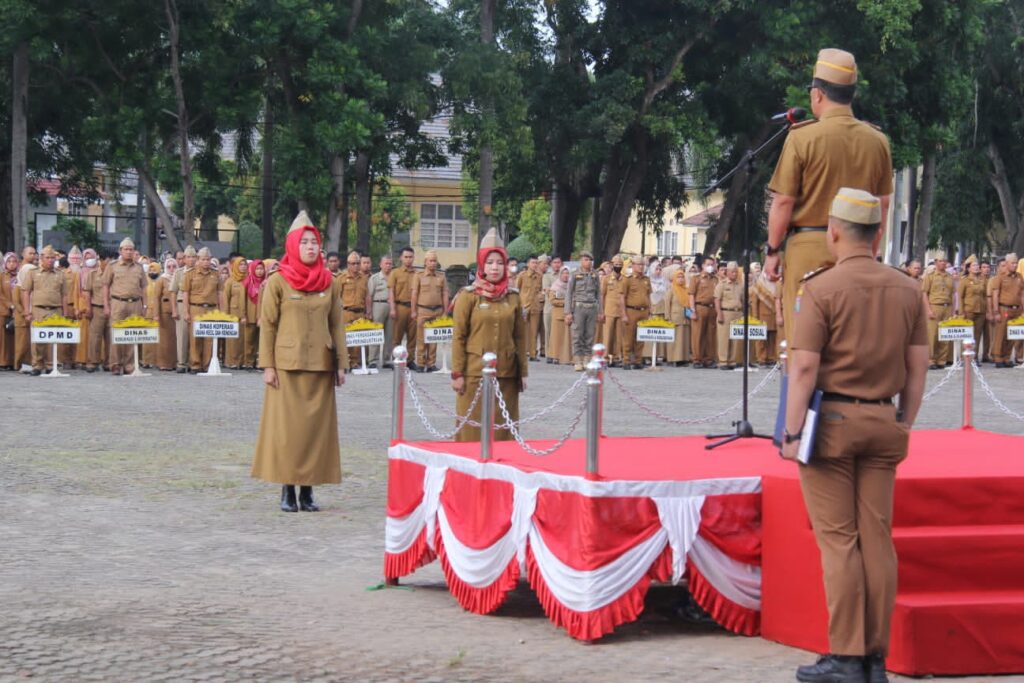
top-left (353, 346), bottom-right (379, 376)
top-left (199, 337), bottom-right (230, 376)
top-left (32, 323), bottom-right (80, 378)
top-left (129, 345), bottom-right (150, 377)
top-left (435, 342), bottom-right (451, 375)
top-left (647, 341), bottom-right (662, 372)
top-left (43, 344), bottom-right (69, 378)
top-left (738, 337), bottom-right (760, 373)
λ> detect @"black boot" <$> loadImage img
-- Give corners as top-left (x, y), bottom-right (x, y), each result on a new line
top-left (796, 654), bottom-right (866, 683)
top-left (280, 485), bottom-right (298, 512)
top-left (298, 486), bottom-right (319, 512)
top-left (864, 655), bottom-right (889, 683)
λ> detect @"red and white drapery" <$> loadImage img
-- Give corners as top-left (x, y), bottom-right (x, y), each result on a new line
top-left (385, 444), bottom-right (764, 641)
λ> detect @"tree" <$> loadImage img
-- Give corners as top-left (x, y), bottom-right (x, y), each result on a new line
top-left (517, 198), bottom-right (552, 254)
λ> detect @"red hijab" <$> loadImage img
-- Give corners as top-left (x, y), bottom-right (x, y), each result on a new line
top-left (277, 226), bottom-right (332, 293)
top-left (472, 246), bottom-right (510, 300)
top-left (243, 259), bottom-right (265, 304)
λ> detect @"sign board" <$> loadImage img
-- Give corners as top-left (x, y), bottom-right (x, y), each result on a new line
top-left (112, 327), bottom-right (160, 345)
top-left (346, 328), bottom-right (385, 347)
top-left (1008, 325), bottom-right (1024, 341)
top-left (730, 323), bottom-right (768, 341)
top-left (938, 325), bottom-right (974, 342)
top-left (193, 320), bottom-right (239, 338)
top-left (636, 326), bottom-right (675, 343)
top-left (424, 326), bottom-right (454, 344)
top-left (31, 327), bottom-right (80, 344)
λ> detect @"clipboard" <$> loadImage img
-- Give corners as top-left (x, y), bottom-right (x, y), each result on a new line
top-left (773, 375), bottom-right (823, 464)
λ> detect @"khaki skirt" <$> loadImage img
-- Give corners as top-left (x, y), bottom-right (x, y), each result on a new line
top-left (549, 304), bottom-right (573, 364)
top-left (454, 375), bottom-right (520, 443)
top-left (252, 369), bottom-right (341, 485)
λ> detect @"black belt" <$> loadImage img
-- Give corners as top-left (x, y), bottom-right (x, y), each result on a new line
top-left (161, 298), bottom-right (171, 303)
top-left (344, 306), bottom-right (365, 313)
top-left (373, 299), bottom-right (389, 304)
top-left (418, 304), bottom-right (443, 310)
top-left (1000, 304), bottom-right (1021, 309)
top-left (696, 302), bottom-right (713, 307)
top-left (36, 304), bottom-right (59, 309)
top-left (791, 226), bottom-right (827, 234)
top-left (191, 303), bottom-right (215, 308)
top-left (396, 301), bottom-right (410, 307)
top-left (111, 295), bottom-right (140, 302)
top-left (573, 301), bottom-right (597, 307)
top-left (92, 303), bottom-right (104, 308)
top-left (626, 305), bottom-right (648, 311)
top-left (822, 392), bottom-right (893, 406)
top-left (722, 307), bottom-right (741, 312)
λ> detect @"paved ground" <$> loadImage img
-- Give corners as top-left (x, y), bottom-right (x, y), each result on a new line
top-left (2, 357), bottom-right (1023, 683)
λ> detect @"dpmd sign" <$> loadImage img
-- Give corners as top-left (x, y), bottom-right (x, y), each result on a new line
top-left (193, 320), bottom-right (239, 338)
top-left (636, 326), bottom-right (675, 343)
top-left (424, 326), bottom-right (454, 344)
top-left (31, 327), bottom-right (80, 344)
top-left (112, 327), bottom-right (160, 345)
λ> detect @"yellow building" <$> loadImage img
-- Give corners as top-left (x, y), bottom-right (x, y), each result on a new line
top-left (618, 190), bottom-right (724, 260)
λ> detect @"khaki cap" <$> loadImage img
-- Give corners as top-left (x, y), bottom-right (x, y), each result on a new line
top-left (68, 245), bottom-right (82, 257)
top-left (813, 48), bottom-right (857, 86)
top-left (424, 249), bottom-right (438, 261)
top-left (288, 210), bottom-right (315, 234)
top-left (183, 245), bottom-right (197, 257)
top-left (963, 254), bottom-right (978, 266)
top-left (578, 250), bottom-right (593, 259)
top-left (479, 227), bottom-right (503, 249)
top-left (41, 245), bottom-right (57, 257)
top-left (197, 247), bottom-right (211, 258)
top-left (830, 188), bottom-right (882, 224)
top-left (119, 237), bottom-right (135, 249)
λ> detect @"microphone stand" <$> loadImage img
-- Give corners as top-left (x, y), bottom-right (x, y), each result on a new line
top-left (704, 121), bottom-right (793, 450)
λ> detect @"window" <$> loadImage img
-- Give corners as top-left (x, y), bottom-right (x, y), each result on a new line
top-left (691, 232), bottom-right (700, 255)
top-left (420, 203), bottom-right (471, 249)
top-left (657, 230), bottom-right (678, 257)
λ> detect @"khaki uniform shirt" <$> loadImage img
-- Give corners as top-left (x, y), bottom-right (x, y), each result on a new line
top-left (601, 272), bottom-right (625, 317)
top-left (224, 279), bottom-right (248, 319)
top-left (958, 275), bottom-right (987, 315)
top-left (689, 272), bottom-right (717, 307)
top-left (413, 270), bottom-right (447, 310)
top-left (334, 271), bottom-right (368, 311)
top-left (542, 272), bottom-right (557, 312)
top-left (170, 267), bottom-right (189, 301)
top-left (258, 273), bottom-right (348, 371)
top-left (22, 267), bottom-right (65, 308)
top-left (85, 268), bottom-right (106, 307)
top-left (0, 271), bottom-right (15, 317)
top-left (790, 255), bottom-right (927, 399)
top-left (622, 274), bottom-right (652, 310)
top-left (102, 260), bottom-right (146, 300)
top-left (768, 107), bottom-right (894, 227)
top-left (921, 271), bottom-right (954, 306)
top-left (182, 267), bottom-right (220, 305)
top-left (993, 272), bottom-right (1024, 308)
top-left (388, 267), bottom-right (416, 304)
top-left (516, 270), bottom-right (544, 312)
top-left (714, 279), bottom-right (744, 310)
top-left (153, 277), bottom-right (175, 317)
top-left (368, 271), bottom-right (390, 305)
top-left (451, 288), bottom-right (528, 379)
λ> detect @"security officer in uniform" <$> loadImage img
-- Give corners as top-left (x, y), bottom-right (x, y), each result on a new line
top-left (170, 244), bottom-right (196, 373)
top-left (334, 250), bottom-right (370, 369)
top-left (958, 257), bottom-right (987, 363)
top-left (600, 255), bottom-right (625, 367)
top-left (620, 257), bottom-right (651, 369)
top-left (921, 256), bottom-right (954, 369)
top-left (763, 48), bottom-right (894, 344)
top-left (367, 255), bottom-right (393, 368)
top-left (516, 255), bottom-right (544, 361)
top-left (989, 253), bottom-right (1024, 367)
top-left (21, 245), bottom-right (70, 375)
top-left (388, 246), bottom-right (419, 370)
top-left (782, 189), bottom-right (928, 683)
top-left (102, 237), bottom-right (147, 375)
top-left (688, 260), bottom-right (718, 367)
top-left (182, 247), bottom-right (222, 372)
top-left (714, 262), bottom-right (744, 369)
top-left (565, 251), bottom-right (602, 371)
top-left (411, 249), bottom-right (449, 372)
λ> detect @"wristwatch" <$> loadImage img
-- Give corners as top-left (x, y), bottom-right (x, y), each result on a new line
top-left (764, 242), bottom-right (782, 257)
top-left (783, 430), bottom-right (801, 444)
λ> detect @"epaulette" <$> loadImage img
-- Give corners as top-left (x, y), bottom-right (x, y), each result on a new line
top-left (800, 265), bottom-right (832, 282)
top-left (890, 265), bottom-right (916, 279)
top-left (790, 119), bottom-right (817, 130)
top-left (463, 284), bottom-right (475, 291)
top-left (867, 122), bottom-right (883, 131)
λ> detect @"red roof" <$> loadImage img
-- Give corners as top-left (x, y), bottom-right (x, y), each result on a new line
top-left (28, 178), bottom-right (107, 200)
top-left (680, 204), bottom-right (722, 227)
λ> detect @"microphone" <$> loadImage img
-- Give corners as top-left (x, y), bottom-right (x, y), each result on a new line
top-left (771, 107), bottom-right (807, 124)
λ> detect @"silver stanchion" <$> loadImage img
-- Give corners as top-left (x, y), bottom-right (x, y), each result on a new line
top-left (962, 339), bottom-right (975, 430)
top-left (779, 339), bottom-right (788, 376)
top-left (592, 343), bottom-right (606, 437)
top-left (585, 357), bottom-right (603, 480)
top-left (480, 352), bottom-right (497, 461)
top-left (391, 346), bottom-right (408, 442)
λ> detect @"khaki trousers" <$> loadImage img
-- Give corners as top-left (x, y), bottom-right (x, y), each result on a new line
top-left (415, 309), bottom-right (442, 367)
top-left (691, 305), bottom-right (716, 363)
top-left (621, 308), bottom-right (648, 364)
top-left (927, 304), bottom-right (952, 364)
top-left (189, 305), bottom-right (214, 370)
top-left (602, 315), bottom-right (621, 362)
top-left (108, 299), bottom-right (144, 371)
top-left (967, 313), bottom-right (986, 361)
top-left (991, 309), bottom-right (1023, 363)
top-left (30, 306), bottom-right (60, 370)
top-left (526, 306), bottom-right (542, 359)
top-left (0, 315), bottom-right (13, 368)
top-left (392, 303), bottom-right (416, 357)
top-left (755, 329), bottom-right (779, 364)
top-left (799, 401), bottom-right (909, 656)
top-left (782, 230), bottom-right (833, 343)
top-left (369, 301), bottom-right (393, 365)
top-left (570, 303), bottom-right (598, 359)
top-left (175, 300), bottom-right (189, 369)
top-left (543, 305), bottom-right (553, 356)
top-left (716, 308), bottom-right (742, 365)
top-left (344, 309), bottom-right (364, 368)
top-left (86, 307), bottom-right (108, 368)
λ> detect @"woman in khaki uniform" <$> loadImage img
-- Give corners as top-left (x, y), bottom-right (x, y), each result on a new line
top-left (451, 228), bottom-right (528, 442)
top-left (12, 264), bottom-right (34, 372)
top-left (240, 259), bottom-right (263, 367)
top-left (148, 258), bottom-right (177, 371)
top-left (546, 266), bottom-right (573, 364)
top-left (143, 262), bottom-right (162, 368)
top-left (73, 249), bottom-right (99, 367)
top-left (252, 212), bottom-right (348, 513)
top-left (0, 252), bottom-right (18, 369)
top-left (222, 257), bottom-right (249, 369)
top-left (664, 266), bottom-right (691, 366)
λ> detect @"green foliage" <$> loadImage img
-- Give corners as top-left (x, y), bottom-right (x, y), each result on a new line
top-left (55, 216), bottom-right (100, 252)
top-left (506, 235), bottom-right (536, 263)
top-left (517, 198), bottom-right (552, 254)
top-left (236, 220), bottom-right (263, 260)
top-left (352, 182), bottom-right (416, 260)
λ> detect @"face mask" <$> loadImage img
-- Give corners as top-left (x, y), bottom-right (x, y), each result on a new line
top-left (148, 273), bottom-right (159, 280)
top-left (705, 265), bottom-right (715, 274)
top-left (509, 265), bottom-right (518, 274)
top-left (613, 266), bottom-right (623, 274)
top-left (85, 258), bottom-right (97, 268)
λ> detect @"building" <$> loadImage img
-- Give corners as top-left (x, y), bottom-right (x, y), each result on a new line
top-left (617, 190), bottom-right (724, 260)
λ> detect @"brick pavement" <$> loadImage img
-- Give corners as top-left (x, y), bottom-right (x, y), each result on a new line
top-left (2, 359), bottom-right (1023, 682)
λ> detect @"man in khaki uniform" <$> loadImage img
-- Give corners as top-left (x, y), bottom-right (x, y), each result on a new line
top-left (82, 253), bottom-right (110, 372)
top-left (411, 249), bottom-right (449, 372)
top-left (620, 257), bottom-right (651, 369)
top-left (333, 251), bottom-right (370, 369)
top-left (516, 255), bottom-right (544, 360)
top-left (542, 256), bottom-right (561, 355)
top-left (957, 257), bottom-right (987, 363)
top-left (182, 247), bottom-right (221, 372)
top-left (689, 260), bottom-right (718, 367)
top-left (763, 48), bottom-right (894, 344)
top-left (750, 273), bottom-right (780, 366)
top-left (714, 262), bottom-right (744, 369)
top-left (921, 256), bottom-right (954, 368)
top-left (367, 255), bottom-right (393, 368)
top-left (21, 246), bottom-right (70, 375)
top-left (388, 246), bottom-right (419, 370)
top-left (783, 189), bottom-right (928, 683)
top-left (600, 255), bottom-right (625, 366)
top-left (102, 237), bottom-right (147, 375)
top-left (170, 245), bottom-right (196, 373)
top-left (989, 253), bottom-right (1024, 367)
top-left (981, 261), bottom-right (994, 362)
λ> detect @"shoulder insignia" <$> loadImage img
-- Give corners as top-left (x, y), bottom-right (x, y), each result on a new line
top-left (889, 266), bottom-right (916, 279)
top-left (800, 265), bottom-right (832, 282)
top-left (867, 121), bottom-right (883, 131)
top-left (790, 119), bottom-right (818, 130)
top-left (462, 284), bottom-right (475, 291)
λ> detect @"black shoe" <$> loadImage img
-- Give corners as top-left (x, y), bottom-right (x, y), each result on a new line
top-left (631, 364), bottom-right (644, 370)
top-left (529, 356), bottom-right (539, 362)
top-left (864, 654), bottom-right (889, 683)
top-left (176, 367), bottom-right (187, 373)
top-left (407, 361), bottom-right (420, 372)
top-left (929, 363), bottom-right (941, 370)
top-left (30, 368), bottom-right (42, 376)
top-left (280, 485), bottom-right (298, 512)
top-left (796, 654), bottom-right (866, 683)
top-left (425, 365), bottom-right (438, 373)
top-left (85, 366), bottom-right (96, 373)
top-left (298, 486), bottom-right (319, 512)
top-left (719, 364), bottom-right (731, 370)
top-left (705, 362), bottom-right (718, 369)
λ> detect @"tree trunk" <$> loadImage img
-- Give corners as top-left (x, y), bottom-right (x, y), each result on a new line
top-left (339, 181), bottom-right (349, 255)
top-left (595, 132), bottom-right (650, 261)
top-left (137, 166), bottom-right (183, 253)
top-left (354, 150), bottom-right (372, 255)
top-left (913, 150), bottom-right (937, 262)
top-left (551, 182), bottom-right (585, 260)
top-left (477, 0), bottom-right (496, 241)
top-left (702, 161), bottom-right (750, 257)
top-left (165, 0), bottom-right (196, 243)
top-left (986, 141), bottom-right (1023, 253)
top-left (0, 163), bottom-right (12, 253)
top-left (261, 93), bottom-right (275, 257)
top-left (11, 42), bottom-right (29, 252)
top-left (326, 154), bottom-right (346, 251)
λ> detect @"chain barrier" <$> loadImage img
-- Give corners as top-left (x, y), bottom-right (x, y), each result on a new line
top-left (494, 381), bottom-right (588, 456)
top-left (604, 363), bottom-right (780, 426)
top-left (406, 369), bottom-right (483, 439)
top-left (507, 373), bottom-right (589, 428)
top-left (972, 363), bottom-right (1024, 422)
top-left (921, 361), bottom-right (961, 402)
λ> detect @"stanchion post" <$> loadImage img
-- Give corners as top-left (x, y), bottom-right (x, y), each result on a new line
top-left (585, 358), bottom-right (603, 480)
top-left (962, 339), bottom-right (975, 430)
top-left (391, 346), bottom-right (408, 442)
top-left (779, 339), bottom-right (788, 376)
top-left (480, 352), bottom-right (498, 461)
top-left (592, 344), bottom-right (606, 437)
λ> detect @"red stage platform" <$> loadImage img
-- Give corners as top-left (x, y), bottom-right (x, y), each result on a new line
top-left (383, 430), bottom-right (1024, 676)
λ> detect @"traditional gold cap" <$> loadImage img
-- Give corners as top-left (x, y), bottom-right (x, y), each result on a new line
top-left (68, 245), bottom-right (82, 257)
top-left (197, 247), bottom-right (211, 258)
top-left (479, 227), bottom-right (503, 249)
top-left (148, 262), bottom-right (161, 274)
top-left (963, 254), bottom-right (978, 266)
top-left (119, 237), bottom-right (135, 249)
top-left (830, 188), bottom-right (882, 225)
top-left (813, 48), bottom-right (857, 86)
top-left (288, 210), bottom-right (315, 234)
top-left (424, 249), bottom-right (438, 261)
top-left (183, 245), bottom-right (197, 257)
